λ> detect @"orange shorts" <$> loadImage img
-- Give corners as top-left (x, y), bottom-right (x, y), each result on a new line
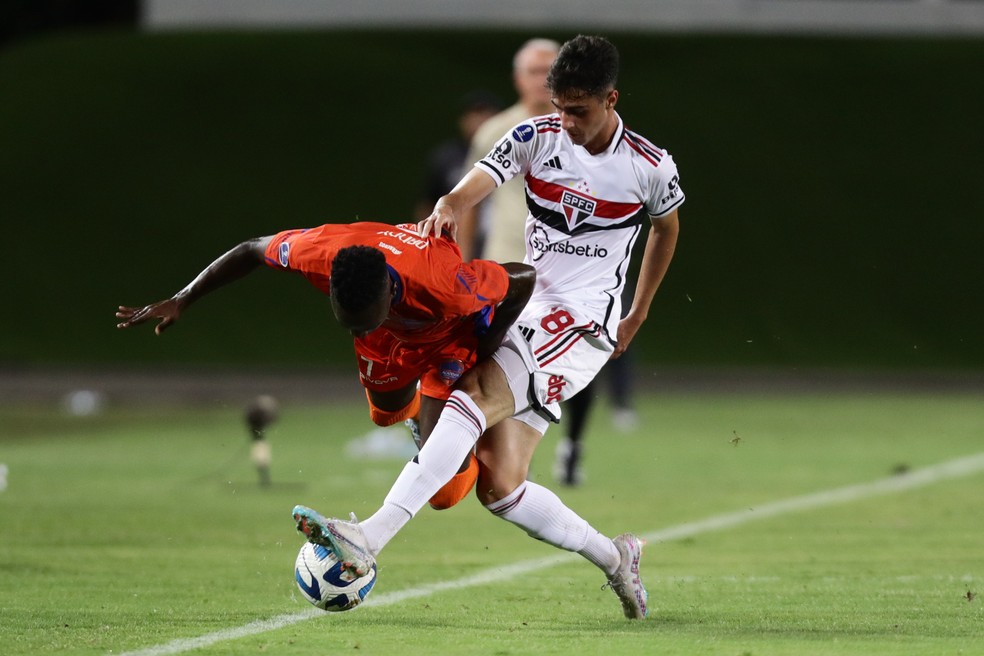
top-left (354, 329), bottom-right (479, 401)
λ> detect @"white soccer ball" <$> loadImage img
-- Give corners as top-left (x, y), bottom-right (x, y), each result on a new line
top-left (294, 541), bottom-right (377, 611)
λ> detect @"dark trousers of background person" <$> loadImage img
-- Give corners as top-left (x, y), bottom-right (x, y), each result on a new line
top-left (554, 262), bottom-right (643, 486)
top-left (554, 347), bottom-right (637, 486)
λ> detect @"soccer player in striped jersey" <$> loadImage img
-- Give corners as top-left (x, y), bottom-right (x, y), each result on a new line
top-left (116, 221), bottom-right (535, 509)
top-left (294, 35), bottom-right (682, 619)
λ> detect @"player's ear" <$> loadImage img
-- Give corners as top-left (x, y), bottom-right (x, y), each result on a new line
top-left (605, 89), bottom-right (618, 110)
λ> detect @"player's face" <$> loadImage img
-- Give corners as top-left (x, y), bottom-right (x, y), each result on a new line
top-left (552, 88), bottom-right (619, 155)
top-left (331, 275), bottom-right (393, 338)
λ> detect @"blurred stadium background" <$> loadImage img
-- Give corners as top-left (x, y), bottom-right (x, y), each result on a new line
top-left (1, 0), bottom-right (983, 405)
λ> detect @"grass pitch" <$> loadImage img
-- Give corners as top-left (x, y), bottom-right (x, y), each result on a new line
top-left (1, 386), bottom-right (982, 655)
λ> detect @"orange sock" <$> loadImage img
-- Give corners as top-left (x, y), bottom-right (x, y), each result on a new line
top-left (428, 453), bottom-right (479, 510)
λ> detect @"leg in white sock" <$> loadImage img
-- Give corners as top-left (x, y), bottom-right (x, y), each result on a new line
top-left (361, 390), bottom-right (486, 554)
top-left (485, 480), bottom-right (620, 575)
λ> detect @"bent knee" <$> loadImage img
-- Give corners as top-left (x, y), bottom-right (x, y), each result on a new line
top-left (366, 388), bottom-right (420, 426)
top-left (476, 466), bottom-right (527, 506)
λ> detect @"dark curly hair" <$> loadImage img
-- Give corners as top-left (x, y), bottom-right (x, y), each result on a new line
top-left (330, 246), bottom-right (388, 313)
top-left (547, 35), bottom-right (619, 99)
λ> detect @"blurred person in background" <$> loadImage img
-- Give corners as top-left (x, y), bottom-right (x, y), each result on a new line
top-left (457, 38), bottom-right (559, 262)
top-left (415, 90), bottom-right (503, 221)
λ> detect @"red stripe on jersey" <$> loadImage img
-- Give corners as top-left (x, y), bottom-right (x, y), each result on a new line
top-left (623, 133), bottom-right (663, 169)
top-left (625, 129), bottom-right (665, 158)
top-left (534, 117), bottom-right (561, 133)
top-left (526, 175), bottom-right (643, 220)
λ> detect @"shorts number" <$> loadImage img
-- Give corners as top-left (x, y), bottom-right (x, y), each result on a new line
top-left (540, 309), bottom-right (575, 335)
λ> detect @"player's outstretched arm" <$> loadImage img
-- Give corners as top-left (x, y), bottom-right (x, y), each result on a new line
top-left (418, 168), bottom-right (497, 241)
top-left (477, 262), bottom-right (536, 361)
top-left (116, 236), bottom-right (273, 335)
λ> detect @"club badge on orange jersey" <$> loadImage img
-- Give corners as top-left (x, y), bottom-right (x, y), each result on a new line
top-left (438, 359), bottom-right (466, 386)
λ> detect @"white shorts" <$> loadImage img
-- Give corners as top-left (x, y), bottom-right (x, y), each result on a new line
top-left (491, 299), bottom-right (614, 433)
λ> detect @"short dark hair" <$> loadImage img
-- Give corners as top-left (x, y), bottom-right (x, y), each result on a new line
top-left (547, 35), bottom-right (619, 99)
top-left (330, 246), bottom-right (388, 313)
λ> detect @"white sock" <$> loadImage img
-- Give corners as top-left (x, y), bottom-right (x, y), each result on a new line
top-left (361, 390), bottom-right (486, 554)
top-left (485, 480), bottom-right (620, 574)
top-left (359, 504), bottom-right (409, 556)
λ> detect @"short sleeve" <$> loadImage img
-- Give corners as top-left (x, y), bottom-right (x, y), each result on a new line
top-left (647, 154), bottom-right (685, 218)
top-left (262, 228), bottom-right (332, 294)
top-left (456, 259), bottom-right (510, 310)
top-left (474, 120), bottom-right (538, 187)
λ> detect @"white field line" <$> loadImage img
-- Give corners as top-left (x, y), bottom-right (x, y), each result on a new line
top-left (115, 451), bottom-right (984, 656)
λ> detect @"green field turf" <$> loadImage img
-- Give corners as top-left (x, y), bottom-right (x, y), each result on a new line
top-left (1, 389), bottom-right (982, 655)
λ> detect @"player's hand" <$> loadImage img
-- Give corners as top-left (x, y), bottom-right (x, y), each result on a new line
top-left (611, 314), bottom-right (644, 360)
top-left (417, 205), bottom-right (457, 241)
top-left (116, 298), bottom-right (183, 335)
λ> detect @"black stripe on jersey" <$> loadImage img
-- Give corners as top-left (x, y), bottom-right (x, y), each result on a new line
top-left (601, 222), bottom-right (643, 333)
top-left (476, 161), bottom-right (506, 185)
top-left (613, 123), bottom-right (627, 150)
top-left (526, 195), bottom-right (649, 235)
top-left (652, 192), bottom-right (685, 218)
top-left (534, 117), bottom-right (561, 131)
top-left (623, 130), bottom-right (664, 163)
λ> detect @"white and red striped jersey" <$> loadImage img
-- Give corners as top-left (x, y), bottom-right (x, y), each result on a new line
top-left (474, 112), bottom-right (684, 340)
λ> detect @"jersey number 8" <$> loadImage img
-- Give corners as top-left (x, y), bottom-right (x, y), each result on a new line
top-left (540, 309), bottom-right (575, 335)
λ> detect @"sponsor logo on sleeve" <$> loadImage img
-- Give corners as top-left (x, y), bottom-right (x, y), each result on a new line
top-left (660, 174), bottom-right (681, 205)
top-left (278, 242), bottom-right (290, 267)
top-left (486, 138), bottom-right (514, 170)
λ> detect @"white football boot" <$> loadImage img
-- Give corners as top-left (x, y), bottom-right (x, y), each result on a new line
top-left (292, 505), bottom-right (375, 577)
top-left (605, 533), bottom-right (649, 619)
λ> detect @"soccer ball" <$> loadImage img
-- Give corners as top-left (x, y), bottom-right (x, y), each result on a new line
top-left (294, 541), bottom-right (377, 612)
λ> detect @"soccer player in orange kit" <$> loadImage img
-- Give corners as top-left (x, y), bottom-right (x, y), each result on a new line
top-left (117, 221), bottom-right (535, 508)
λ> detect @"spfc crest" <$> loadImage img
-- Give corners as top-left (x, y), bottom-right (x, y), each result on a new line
top-left (560, 189), bottom-right (596, 229)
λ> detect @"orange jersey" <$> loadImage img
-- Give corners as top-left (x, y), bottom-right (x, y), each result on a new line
top-left (263, 222), bottom-right (510, 346)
